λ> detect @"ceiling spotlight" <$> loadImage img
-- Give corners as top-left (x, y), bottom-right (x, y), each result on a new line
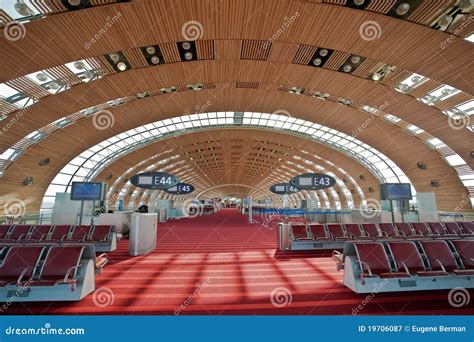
top-left (14, 0), bottom-right (33, 16)
top-left (146, 46), bottom-right (155, 54)
top-left (151, 56), bottom-right (160, 64)
top-left (110, 99), bottom-right (121, 106)
top-left (312, 58), bottom-right (322, 66)
top-left (343, 64), bottom-right (352, 72)
top-left (354, 0), bottom-right (365, 5)
top-left (136, 92), bottom-right (148, 99)
top-left (411, 75), bottom-right (421, 83)
top-left (399, 83), bottom-right (409, 91)
top-left (36, 73), bottom-right (48, 82)
top-left (372, 72), bottom-right (382, 81)
top-left (68, 0), bottom-right (82, 6)
top-left (49, 81), bottom-right (60, 90)
top-left (74, 61), bottom-right (84, 70)
top-left (396, 2), bottom-right (410, 16)
top-left (109, 53), bottom-right (120, 63)
top-left (166, 88), bottom-right (173, 93)
top-left (83, 70), bottom-right (94, 79)
top-left (458, 0), bottom-right (472, 11)
top-left (83, 108), bottom-right (96, 116)
top-left (350, 56), bottom-right (361, 64)
top-left (339, 98), bottom-right (352, 106)
top-left (117, 62), bottom-right (127, 71)
top-left (319, 49), bottom-right (328, 57)
top-left (184, 52), bottom-right (193, 60)
top-left (438, 15), bottom-right (453, 27)
top-left (182, 42), bottom-right (191, 50)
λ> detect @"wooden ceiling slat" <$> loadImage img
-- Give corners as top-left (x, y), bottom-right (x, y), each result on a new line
top-left (435, 92), bottom-right (472, 111)
top-left (366, 0), bottom-right (396, 14)
top-left (407, 79), bottom-right (443, 98)
top-left (324, 51), bottom-right (350, 70)
top-left (351, 59), bottom-right (381, 78)
top-left (381, 69), bottom-right (412, 88)
top-left (7, 77), bottom-right (50, 99)
top-left (408, 0), bottom-right (456, 25)
top-left (292, 45), bottom-right (317, 65)
top-left (123, 48), bottom-right (149, 69)
top-left (196, 40), bottom-right (215, 60)
top-left (160, 43), bottom-right (181, 63)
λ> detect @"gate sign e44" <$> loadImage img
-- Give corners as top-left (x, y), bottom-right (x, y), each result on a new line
top-left (270, 183), bottom-right (300, 194)
top-left (290, 173), bottom-right (336, 190)
top-left (130, 172), bottom-right (179, 190)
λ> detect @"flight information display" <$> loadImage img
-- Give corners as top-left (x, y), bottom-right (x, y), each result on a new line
top-left (71, 182), bottom-right (103, 201)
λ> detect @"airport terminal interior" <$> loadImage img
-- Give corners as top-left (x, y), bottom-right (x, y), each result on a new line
top-left (0, 0), bottom-right (473, 316)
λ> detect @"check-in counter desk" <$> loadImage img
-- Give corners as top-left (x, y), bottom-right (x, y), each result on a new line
top-left (129, 213), bottom-right (158, 256)
top-left (97, 211), bottom-right (133, 236)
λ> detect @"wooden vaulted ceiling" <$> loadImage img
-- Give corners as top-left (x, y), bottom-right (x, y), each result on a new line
top-left (0, 0), bottom-right (473, 212)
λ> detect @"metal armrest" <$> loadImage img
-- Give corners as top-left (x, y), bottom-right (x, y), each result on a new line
top-left (17, 233), bottom-right (28, 240)
top-left (413, 230), bottom-right (423, 236)
top-left (60, 233), bottom-right (69, 242)
top-left (16, 267), bottom-right (31, 285)
top-left (398, 261), bottom-right (411, 275)
top-left (430, 259), bottom-right (446, 272)
top-left (39, 233), bottom-right (48, 241)
top-left (62, 265), bottom-right (82, 283)
top-left (357, 260), bottom-right (373, 277)
top-left (397, 231), bottom-right (406, 237)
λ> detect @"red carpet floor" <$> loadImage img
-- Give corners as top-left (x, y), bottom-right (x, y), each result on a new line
top-left (6, 209), bottom-right (474, 315)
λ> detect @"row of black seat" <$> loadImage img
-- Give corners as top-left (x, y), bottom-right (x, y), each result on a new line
top-left (291, 221), bottom-right (474, 241)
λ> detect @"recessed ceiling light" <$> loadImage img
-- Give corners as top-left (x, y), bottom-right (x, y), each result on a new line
top-left (68, 0), bottom-right (81, 5)
top-left (343, 64), bottom-right (352, 72)
top-left (117, 62), bottom-right (127, 71)
top-left (354, 0), bottom-right (365, 5)
top-left (109, 53), bottom-right (120, 63)
top-left (438, 15), bottom-right (453, 27)
top-left (84, 70), bottom-right (94, 79)
top-left (458, 0), bottom-right (472, 10)
top-left (319, 49), bottom-right (328, 57)
top-left (14, 1), bottom-right (33, 16)
top-left (74, 61), bottom-right (84, 69)
top-left (411, 75), bottom-right (421, 83)
top-left (312, 58), bottom-right (322, 66)
top-left (184, 52), bottom-right (193, 60)
top-left (350, 56), bottom-right (361, 64)
top-left (49, 81), bottom-right (60, 90)
top-left (36, 73), bottom-right (48, 82)
top-left (399, 83), bottom-right (409, 91)
top-left (151, 56), bottom-right (160, 64)
top-left (182, 42), bottom-right (191, 50)
top-left (146, 46), bottom-right (155, 54)
top-left (396, 3), bottom-right (410, 16)
top-left (372, 72), bottom-right (382, 81)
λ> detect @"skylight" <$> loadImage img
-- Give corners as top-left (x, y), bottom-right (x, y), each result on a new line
top-left (445, 154), bottom-right (466, 167)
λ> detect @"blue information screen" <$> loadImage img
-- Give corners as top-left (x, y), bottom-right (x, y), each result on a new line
top-left (386, 183), bottom-right (412, 200)
top-left (70, 182), bottom-right (102, 201)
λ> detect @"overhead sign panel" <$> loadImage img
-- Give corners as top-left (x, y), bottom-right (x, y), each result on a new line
top-left (270, 183), bottom-right (300, 194)
top-left (130, 172), bottom-right (179, 190)
top-left (290, 173), bottom-right (336, 190)
top-left (164, 183), bottom-right (195, 194)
